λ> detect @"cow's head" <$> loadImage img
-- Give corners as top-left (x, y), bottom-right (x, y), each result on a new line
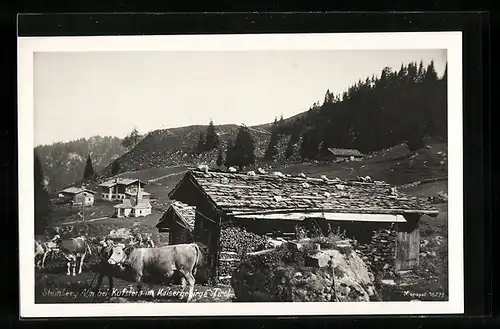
top-left (107, 243), bottom-right (134, 268)
top-left (51, 235), bottom-right (62, 244)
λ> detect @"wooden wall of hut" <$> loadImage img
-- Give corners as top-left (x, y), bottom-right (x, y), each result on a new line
top-left (168, 213), bottom-right (194, 245)
top-left (395, 214), bottom-right (421, 271)
top-left (193, 202), bottom-right (221, 279)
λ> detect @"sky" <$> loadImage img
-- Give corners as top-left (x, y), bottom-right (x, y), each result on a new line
top-left (34, 49), bottom-right (446, 146)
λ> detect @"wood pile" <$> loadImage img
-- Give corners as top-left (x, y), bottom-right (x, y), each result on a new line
top-left (218, 251), bottom-right (241, 284)
top-left (355, 228), bottom-right (397, 278)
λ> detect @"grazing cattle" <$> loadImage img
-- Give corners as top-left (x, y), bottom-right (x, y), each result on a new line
top-left (34, 240), bottom-right (45, 268)
top-left (34, 238), bottom-right (59, 269)
top-left (55, 236), bottom-right (92, 276)
top-left (95, 242), bottom-right (203, 302)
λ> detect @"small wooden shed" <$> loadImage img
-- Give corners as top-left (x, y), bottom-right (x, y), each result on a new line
top-left (168, 169), bottom-right (439, 279)
top-left (156, 201), bottom-right (195, 245)
top-left (59, 187), bottom-right (96, 206)
top-left (327, 148), bottom-right (364, 162)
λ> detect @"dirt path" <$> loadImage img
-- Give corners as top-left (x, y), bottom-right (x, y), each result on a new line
top-left (61, 216), bottom-right (109, 226)
top-left (147, 171), bottom-right (185, 183)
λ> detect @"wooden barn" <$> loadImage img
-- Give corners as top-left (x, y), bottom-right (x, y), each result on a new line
top-left (327, 148), bottom-right (364, 162)
top-left (168, 169), bottom-right (439, 279)
top-left (59, 187), bottom-right (96, 207)
top-left (156, 201), bottom-right (195, 245)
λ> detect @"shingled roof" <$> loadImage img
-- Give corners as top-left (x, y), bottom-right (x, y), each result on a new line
top-left (99, 177), bottom-right (147, 188)
top-left (60, 187), bottom-right (96, 195)
top-left (156, 201), bottom-right (195, 231)
top-left (169, 169), bottom-right (439, 218)
top-left (328, 148), bottom-right (364, 157)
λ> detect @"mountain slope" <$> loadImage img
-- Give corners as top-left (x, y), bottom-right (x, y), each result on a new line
top-left (97, 124), bottom-right (276, 179)
top-left (35, 136), bottom-right (126, 193)
top-left (97, 60), bottom-right (447, 182)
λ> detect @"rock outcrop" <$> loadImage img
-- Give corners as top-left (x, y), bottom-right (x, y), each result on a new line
top-left (231, 240), bottom-right (378, 302)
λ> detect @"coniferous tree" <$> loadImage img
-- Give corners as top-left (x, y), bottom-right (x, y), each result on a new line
top-left (225, 139), bottom-right (235, 167)
top-left (122, 128), bottom-right (141, 149)
top-left (425, 60), bottom-right (438, 81)
top-left (111, 160), bottom-right (120, 175)
top-left (281, 59), bottom-right (447, 158)
top-left (232, 125), bottom-right (255, 168)
top-left (285, 122), bottom-right (302, 159)
top-left (83, 154), bottom-right (95, 179)
top-left (204, 119), bottom-right (220, 150)
top-left (278, 114), bottom-right (284, 128)
top-left (34, 152), bottom-right (50, 235)
top-left (196, 132), bottom-right (205, 154)
top-left (216, 147), bottom-right (224, 167)
top-left (264, 118), bottom-right (280, 161)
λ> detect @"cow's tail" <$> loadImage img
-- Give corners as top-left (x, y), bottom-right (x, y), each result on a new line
top-left (193, 243), bottom-right (204, 272)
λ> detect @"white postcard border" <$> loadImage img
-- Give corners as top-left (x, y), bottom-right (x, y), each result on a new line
top-left (18, 32), bottom-right (463, 317)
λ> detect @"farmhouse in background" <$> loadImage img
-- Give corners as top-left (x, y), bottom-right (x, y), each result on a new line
top-left (113, 181), bottom-right (152, 218)
top-left (327, 148), bottom-right (364, 162)
top-left (168, 168), bottom-right (439, 279)
top-left (58, 187), bottom-right (96, 207)
top-left (156, 201), bottom-right (195, 245)
top-left (98, 177), bottom-right (149, 201)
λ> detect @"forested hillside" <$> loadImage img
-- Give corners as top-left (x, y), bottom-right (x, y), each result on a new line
top-left (35, 136), bottom-right (126, 193)
top-left (278, 60), bottom-right (447, 160)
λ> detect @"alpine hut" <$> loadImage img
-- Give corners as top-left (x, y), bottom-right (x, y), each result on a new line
top-left (327, 148), bottom-right (364, 162)
top-left (156, 201), bottom-right (196, 245)
top-left (168, 168), bottom-right (439, 279)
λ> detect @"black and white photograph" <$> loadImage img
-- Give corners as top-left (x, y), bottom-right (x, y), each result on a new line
top-left (18, 32), bottom-right (463, 317)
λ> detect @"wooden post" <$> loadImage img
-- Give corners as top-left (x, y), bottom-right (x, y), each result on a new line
top-left (214, 214), bottom-right (222, 282)
top-left (395, 214), bottom-right (421, 271)
top-left (81, 186), bottom-right (85, 224)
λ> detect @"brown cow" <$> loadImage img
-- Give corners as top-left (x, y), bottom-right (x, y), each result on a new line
top-left (95, 242), bottom-right (203, 302)
top-left (55, 235), bottom-right (92, 276)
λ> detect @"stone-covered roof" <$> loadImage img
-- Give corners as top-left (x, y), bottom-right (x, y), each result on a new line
top-left (327, 148), bottom-right (364, 157)
top-left (156, 201), bottom-right (195, 231)
top-left (169, 169), bottom-right (439, 217)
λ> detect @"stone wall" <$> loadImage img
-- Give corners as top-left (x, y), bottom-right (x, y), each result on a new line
top-left (231, 240), bottom-right (378, 302)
